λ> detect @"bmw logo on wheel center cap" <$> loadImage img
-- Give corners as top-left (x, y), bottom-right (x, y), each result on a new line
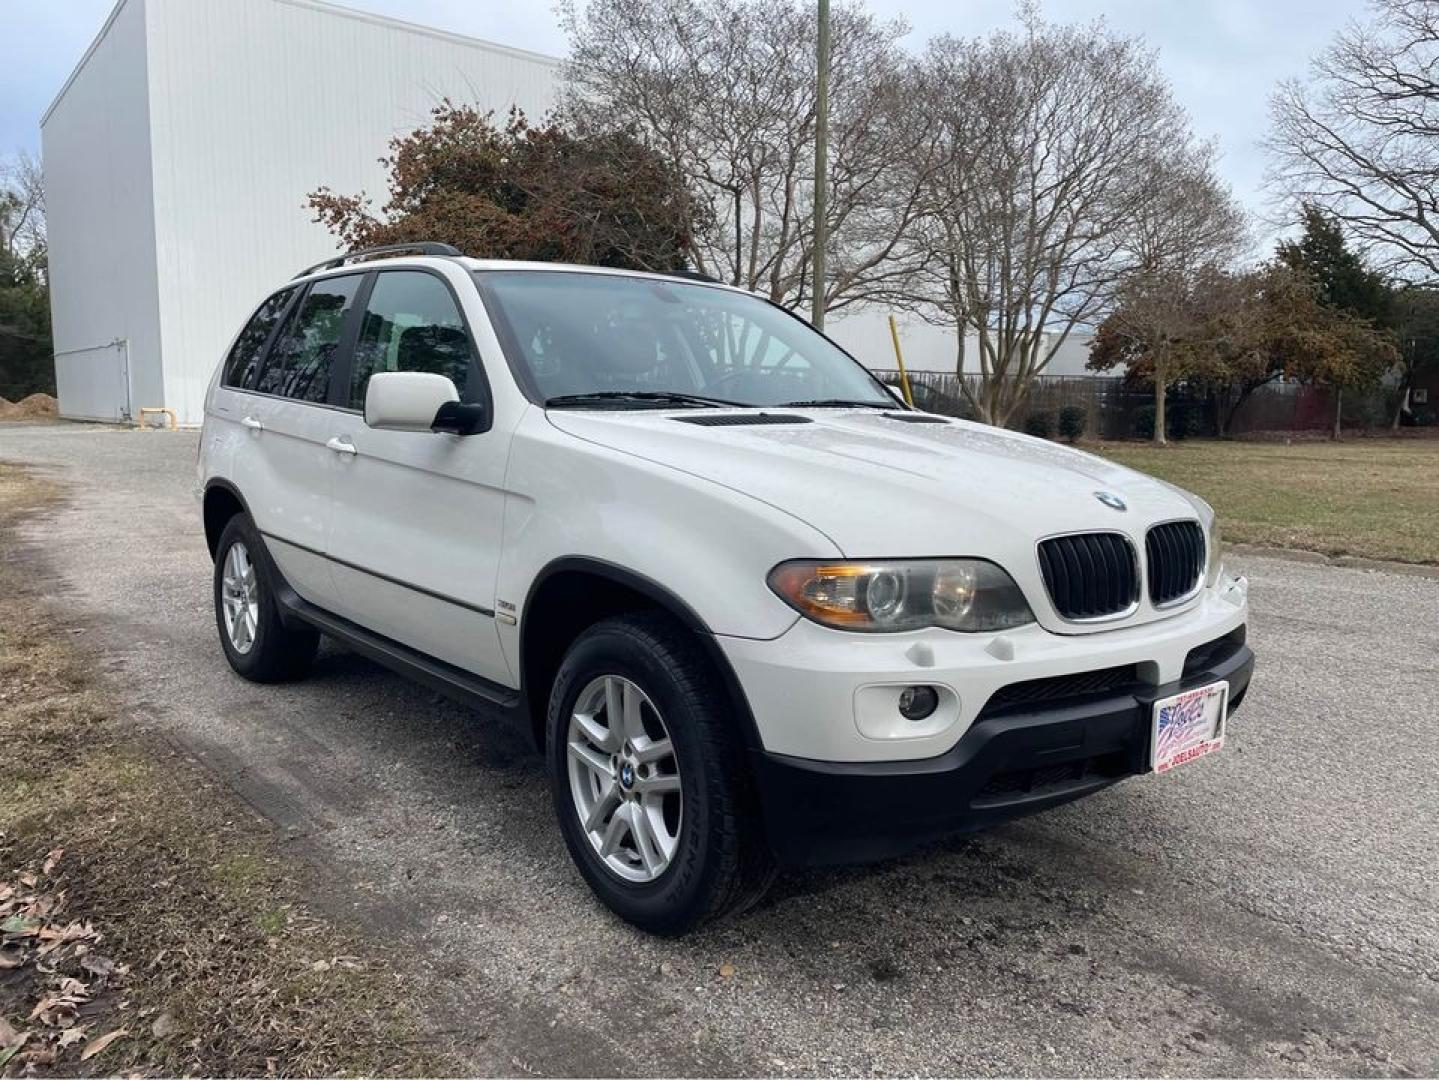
top-left (619, 762), bottom-right (636, 788)
top-left (1094, 491), bottom-right (1127, 511)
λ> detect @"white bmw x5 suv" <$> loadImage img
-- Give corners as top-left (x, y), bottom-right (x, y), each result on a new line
top-left (199, 242), bottom-right (1255, 934)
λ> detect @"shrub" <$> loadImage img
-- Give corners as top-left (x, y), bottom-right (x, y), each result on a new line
top-left (1023, 410), bottom-right (1055, 439)
top-left (1133, 404), bottom-right (1156, 439)
top-left (1057, 405), bottom-right (1087, 443)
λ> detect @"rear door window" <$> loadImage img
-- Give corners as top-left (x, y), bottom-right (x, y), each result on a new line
top-left (348, 271), bottom-right (475, 409)
top-left (255, 275), bottom-right (363, 403)
top-left (223, 287), bottom-right (296, 389)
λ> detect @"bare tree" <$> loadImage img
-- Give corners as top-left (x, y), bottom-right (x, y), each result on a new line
top-left (903, 14), bottom-right (1222, 426)
top-left (558, 0), bottom-right (934, 313)
top-left (1267, 0), bottom-right (1439, 277)
top-left (0, 151), bottom-right (46, 271)
top-left (1108, 140), bottom-right (1248, 442)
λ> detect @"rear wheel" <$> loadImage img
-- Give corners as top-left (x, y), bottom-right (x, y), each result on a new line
top-left (213, 513), bottom-right (318, 682)
top-left (547, 612), bottom-right (775, 934)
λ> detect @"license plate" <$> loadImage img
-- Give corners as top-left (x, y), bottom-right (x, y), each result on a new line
top-left (1151, 681), bottom-right (1229, 774)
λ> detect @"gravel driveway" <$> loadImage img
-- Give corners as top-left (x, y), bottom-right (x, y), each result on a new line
top-left (3, 423), bottom-right (1436, 1077)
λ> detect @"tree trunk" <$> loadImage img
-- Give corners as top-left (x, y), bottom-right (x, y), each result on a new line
top-left (1153, 357), bottom-right (1168, 446)
top-left (1333, 386), bottom-right (1343, 440)
top-left (1391, 360), bottom-right (1411, 431)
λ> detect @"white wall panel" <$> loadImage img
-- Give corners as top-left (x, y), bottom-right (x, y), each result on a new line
top-left (41, 0), bottom-right (161, 422)
top-left (144, 0), bottom-right (560, 423)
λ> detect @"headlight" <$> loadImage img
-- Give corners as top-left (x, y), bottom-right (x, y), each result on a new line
top-left (1206, 515), bottom-right (1223, 587)
top-left (768, 559), bottom-right (1035, 633)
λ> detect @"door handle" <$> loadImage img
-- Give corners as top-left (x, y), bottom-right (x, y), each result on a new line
top-left (240, 415), bottom-right (264, 431)
top-left (325, 436), bottom-right (357, 456)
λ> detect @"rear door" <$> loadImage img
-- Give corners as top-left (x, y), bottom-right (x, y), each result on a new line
top-left (320, 267), bottom-right (512, 685)
top-left (226, 273), bottom-right (365, 607)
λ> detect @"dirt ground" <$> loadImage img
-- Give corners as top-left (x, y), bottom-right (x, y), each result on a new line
top-left (1, 423), bottom-right (1436, 1077)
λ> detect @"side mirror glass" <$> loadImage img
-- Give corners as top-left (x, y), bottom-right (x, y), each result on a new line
top-left (364, 371), bottom-right (459, 432)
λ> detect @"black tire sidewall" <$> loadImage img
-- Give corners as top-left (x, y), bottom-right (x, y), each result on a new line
top-left (547, 618), bottom-right (733, 933)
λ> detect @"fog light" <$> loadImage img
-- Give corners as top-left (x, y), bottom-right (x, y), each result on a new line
top-left (898, 685), bottom-right (939, 722)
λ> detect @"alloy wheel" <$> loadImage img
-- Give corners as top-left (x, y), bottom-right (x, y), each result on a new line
top-left (566, 674), bottom-right (683, 883)
top-left (221, 541), bottom-right (260, 655)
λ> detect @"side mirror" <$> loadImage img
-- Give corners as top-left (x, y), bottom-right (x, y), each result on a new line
top-left (364, 371), bottom-right (474, 434)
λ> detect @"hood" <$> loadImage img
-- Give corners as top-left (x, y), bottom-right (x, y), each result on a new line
top-left (546, 407), bottom-right (1204, 634)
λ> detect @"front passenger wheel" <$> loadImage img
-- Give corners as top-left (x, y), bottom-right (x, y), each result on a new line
top-left (213, 513), bottom-right (319, 682)
top-left (547, 612), bottom-right (775, 934)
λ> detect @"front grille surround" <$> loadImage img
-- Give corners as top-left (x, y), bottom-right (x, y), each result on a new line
top-left (1036, 531), bottom-right (1141, 622)
top-left (1145, 519), bottom-right (1207, 608)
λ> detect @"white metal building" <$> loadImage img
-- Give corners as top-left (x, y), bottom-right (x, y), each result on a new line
top-left (42, 0), bottom-right (1097, 425)
top-left (42, 0), bottom-right (560, 425)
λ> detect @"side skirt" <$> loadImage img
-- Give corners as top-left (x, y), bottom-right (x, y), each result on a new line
top-left (275, 585), bottom-right (522, 717)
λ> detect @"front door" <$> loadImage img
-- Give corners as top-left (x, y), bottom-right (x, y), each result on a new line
top-left (320, 267), bottom-right (513, 686)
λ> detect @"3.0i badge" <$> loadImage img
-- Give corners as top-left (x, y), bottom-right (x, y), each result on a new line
top-left (1094, 491), bottom-right (1127, 511)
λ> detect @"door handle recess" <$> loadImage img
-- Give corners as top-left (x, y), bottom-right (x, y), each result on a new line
top-left (240, 415), bottom-right (264, 431)
top-left (326, 436), bottom-right (357, 455)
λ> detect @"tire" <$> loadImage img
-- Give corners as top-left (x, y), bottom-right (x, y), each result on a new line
top-left (547, 612), bottom-right (776, 934)
top-left (212, 513), bottom-right (319, 683)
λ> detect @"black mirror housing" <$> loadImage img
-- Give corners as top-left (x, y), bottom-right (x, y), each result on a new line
top-left (431, 400), bottom-right (488, 436)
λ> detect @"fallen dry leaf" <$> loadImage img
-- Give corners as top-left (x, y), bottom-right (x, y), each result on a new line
top-left (0, 1016), bottom-right (21, 1048)
top-left (718, 962), bottom-right (736, 979)
top-left (79, 1027), bottom-right (127, 1061)
top-left (56, 1026), bottom-right (88, 1049)
top-left (42, 849), bottom-right (64, 876)
top-left (151, 1012), bottom-right (177, 1039)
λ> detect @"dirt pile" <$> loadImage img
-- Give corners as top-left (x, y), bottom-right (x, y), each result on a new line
top-left (0, 394), bottom-right (59, 420)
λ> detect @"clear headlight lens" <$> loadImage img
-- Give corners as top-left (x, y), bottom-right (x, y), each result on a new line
top-left (768, 559), bottom-right (1035, 633)
top-left (1206, 515), bottom-right (1223, 588)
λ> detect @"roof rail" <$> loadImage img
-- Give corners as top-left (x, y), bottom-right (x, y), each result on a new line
top-left (296, 242), bottom-right (463, 279)
top-left (663, 268), bottom-right (723, 284)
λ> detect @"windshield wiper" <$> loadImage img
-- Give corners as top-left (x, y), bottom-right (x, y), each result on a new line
top-left (779, 398), bottom-right (895, 410)
top-left (544, 391), bottom-right (740, 410)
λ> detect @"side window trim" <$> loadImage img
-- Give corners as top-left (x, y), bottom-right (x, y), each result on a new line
top-left (250, 281), bottom-right (313, 398)
top-left (327, 271), bottom-right (376, 409)
top-left (346, 266), bottom-right (494, 428)
top-left (250, 272), bottom-right (367, 406)
top-left (223, 285), bottom-right (300, 391)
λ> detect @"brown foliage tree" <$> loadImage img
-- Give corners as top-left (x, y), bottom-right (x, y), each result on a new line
top-left (1090, 262), bottom-right (1398, 439)
top-left (308, 104), bottom-right (703, 272)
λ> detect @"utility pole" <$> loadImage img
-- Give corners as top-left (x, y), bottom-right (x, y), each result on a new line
top-left (811, 0), bottom-right (830, 329)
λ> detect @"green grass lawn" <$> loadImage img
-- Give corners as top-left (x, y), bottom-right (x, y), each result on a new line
top-left (1090, 437), bottom-right (1439, 566)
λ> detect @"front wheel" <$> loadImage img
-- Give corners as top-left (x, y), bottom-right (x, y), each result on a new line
top-left (213, 513), bottom-right (319, 682)
top-left (547, 612), bottom-right (775, 934)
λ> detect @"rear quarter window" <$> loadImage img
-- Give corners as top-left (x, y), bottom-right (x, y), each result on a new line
top-left (223, 287), bottom-right (297, 389)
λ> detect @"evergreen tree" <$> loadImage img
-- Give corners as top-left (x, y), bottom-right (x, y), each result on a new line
top-left (1275, 204), bottom-right (1396, 435)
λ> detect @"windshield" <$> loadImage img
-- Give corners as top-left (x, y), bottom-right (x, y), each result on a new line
top-left (476, 270), bottom-right (897, 409)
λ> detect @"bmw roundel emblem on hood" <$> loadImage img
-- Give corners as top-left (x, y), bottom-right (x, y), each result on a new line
top-left (1094, 491), bottom-right (1127, 511)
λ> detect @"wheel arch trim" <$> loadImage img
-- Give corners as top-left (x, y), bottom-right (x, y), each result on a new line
top-left (520, 556), bottom-right (766, 751)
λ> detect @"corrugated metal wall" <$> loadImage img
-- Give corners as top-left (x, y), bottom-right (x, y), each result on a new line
top-left (45, 0), bottom-right (561, 425)
top-left (146, 0), bottom-right (561, 423)
top-left (42, 0), bottom-right (161, 422)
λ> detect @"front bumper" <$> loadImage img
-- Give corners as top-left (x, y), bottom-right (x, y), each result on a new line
top-left (751, 636), bottom-right (1254, 866)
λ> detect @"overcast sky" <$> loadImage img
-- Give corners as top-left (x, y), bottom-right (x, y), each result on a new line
top-left (5, 0), bottom-right (1365, 219)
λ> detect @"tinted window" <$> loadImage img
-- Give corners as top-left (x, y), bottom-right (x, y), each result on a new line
top-left (477, 270), bottom-right (892, 408)
top-left (349, 272), bottom-right (473, 409)
top-left (255, 275), bottom-right (362, 402)
top-left (223, 287), bottom-right (296, 389)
